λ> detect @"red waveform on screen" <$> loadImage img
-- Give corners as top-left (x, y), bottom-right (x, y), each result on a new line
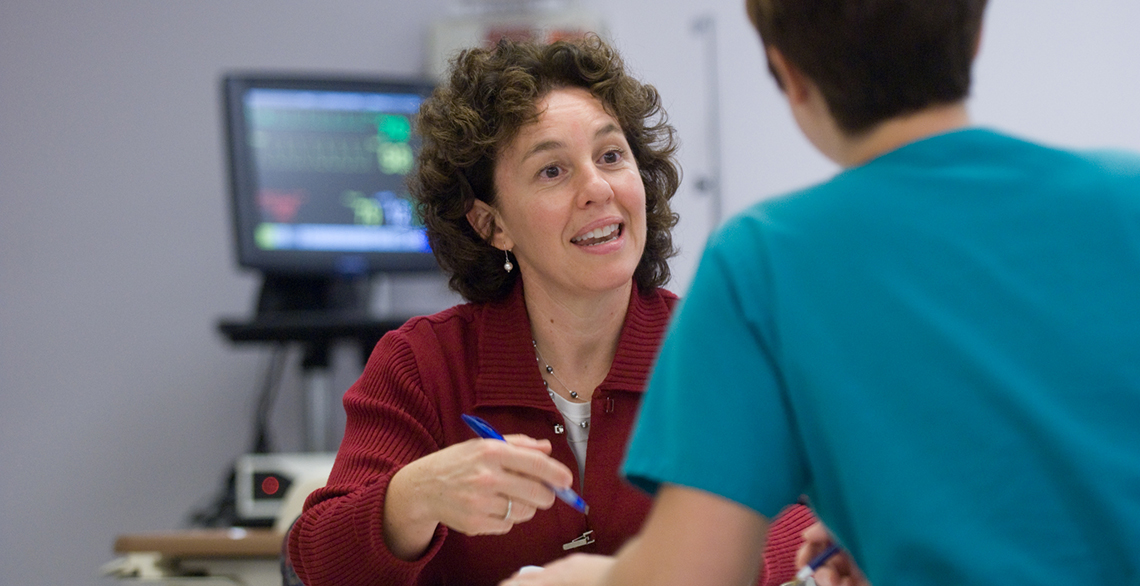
top-left (258, 189), bottom-right (306, 223)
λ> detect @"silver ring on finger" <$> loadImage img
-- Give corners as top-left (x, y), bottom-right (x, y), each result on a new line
top-left (503, 497), bottom-right (513, 521)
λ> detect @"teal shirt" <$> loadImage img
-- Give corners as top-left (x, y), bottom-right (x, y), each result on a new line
top-left (624, 129), bottom-right (1140, 586)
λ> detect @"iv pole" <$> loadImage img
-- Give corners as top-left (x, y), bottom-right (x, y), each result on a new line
top-left (691, 14), bottom-right (723, 232)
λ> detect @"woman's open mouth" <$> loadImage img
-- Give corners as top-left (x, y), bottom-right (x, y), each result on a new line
top-left (571, 223), bottom-right (622, 247)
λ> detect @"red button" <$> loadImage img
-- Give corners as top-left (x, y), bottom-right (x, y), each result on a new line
top-left (261, 476), bottom-right (281, 496)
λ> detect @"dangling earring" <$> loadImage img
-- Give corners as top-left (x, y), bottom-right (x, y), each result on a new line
top-left (503, 249), bottom-right (514, 273)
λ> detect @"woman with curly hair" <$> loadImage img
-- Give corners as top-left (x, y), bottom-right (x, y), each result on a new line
top-left (286, 35), bottom-right (813, 586)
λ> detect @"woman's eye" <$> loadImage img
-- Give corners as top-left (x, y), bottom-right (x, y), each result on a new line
top-left (600, 150), bottom-right (623, 164)
top-left (540, 166), bottom-right (561, 179)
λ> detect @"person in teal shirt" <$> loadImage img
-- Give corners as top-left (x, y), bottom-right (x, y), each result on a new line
top-left (502, 1), bottom-right (1140, 586)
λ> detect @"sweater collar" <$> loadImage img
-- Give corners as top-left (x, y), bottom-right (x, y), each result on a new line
top-left (472, 280), bottom-right (674, 409)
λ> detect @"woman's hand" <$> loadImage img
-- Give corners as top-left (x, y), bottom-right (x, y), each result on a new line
top-left (384, 434), bottom-right (575, 559)
top-left (498, 553), bottom-right (614, 586)
top-left (796, 522), bottom-right (870, 586)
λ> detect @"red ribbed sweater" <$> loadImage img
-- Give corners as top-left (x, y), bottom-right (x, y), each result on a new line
top-left (287, 282), bottom-right (814, 585)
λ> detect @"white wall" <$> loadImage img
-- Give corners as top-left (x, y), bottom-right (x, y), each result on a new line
top-left (0, 3), bottom-right (455, 584)
top-left (1, 1), bottom-right (1138, 585)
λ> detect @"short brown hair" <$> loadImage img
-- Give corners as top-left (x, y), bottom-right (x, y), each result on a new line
top-left (409, 35), bottom-right (680, 303)
top-left (746, 0), bottom-right (988, 133)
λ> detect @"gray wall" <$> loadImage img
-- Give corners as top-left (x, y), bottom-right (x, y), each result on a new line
top-left (2, 1), bottom-right (1138, 585)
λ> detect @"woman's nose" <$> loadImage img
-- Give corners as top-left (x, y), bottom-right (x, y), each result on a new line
top-left (576, 165), bottom-right (615, 207)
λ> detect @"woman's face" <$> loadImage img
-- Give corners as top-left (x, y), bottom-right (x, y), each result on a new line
top-left (486, 87), bottom-right (647, 299)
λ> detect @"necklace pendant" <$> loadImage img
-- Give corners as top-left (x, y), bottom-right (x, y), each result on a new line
top-left (562, 530), bottom-right (595, 550)
top-left (533, 338), bottom-right (582, 402)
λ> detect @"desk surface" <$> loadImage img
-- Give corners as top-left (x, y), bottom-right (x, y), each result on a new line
top-left (114, 528), bottom-right (283, 558)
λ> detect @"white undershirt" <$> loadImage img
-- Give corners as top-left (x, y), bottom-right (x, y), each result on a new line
top-left (548, 391), bottom-right (591, 485)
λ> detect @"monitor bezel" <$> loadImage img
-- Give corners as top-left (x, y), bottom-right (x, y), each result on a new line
top-left (222, 72), bottom-right (440, 277)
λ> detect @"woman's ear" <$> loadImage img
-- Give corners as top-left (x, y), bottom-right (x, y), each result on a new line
top-left (466, 199), bottom-right (510, 249)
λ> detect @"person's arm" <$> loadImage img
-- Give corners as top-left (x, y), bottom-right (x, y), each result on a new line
top-left (499, 553), bottom-right (616, 586)
top-left (287, 333), bottom-right (450, 586)
top-left (602, 484), bottom-right (770, 586)
top-left (287, 330), bottom-right (570, 581)
top-left (499, 502), bottom-right (815, 586)
top-left (289, 330), bottom-right (577, 586)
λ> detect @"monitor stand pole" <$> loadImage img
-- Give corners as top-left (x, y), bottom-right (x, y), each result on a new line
top-left (218, 273), bottom-right (407, 454)
top-left (257, 273), bottom-right (367, 453)
top-left (300, 342), bottom-right (333, 453)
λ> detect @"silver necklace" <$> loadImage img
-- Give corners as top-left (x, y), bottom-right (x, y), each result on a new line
top-left (532, 339), bottom-right (580, 399)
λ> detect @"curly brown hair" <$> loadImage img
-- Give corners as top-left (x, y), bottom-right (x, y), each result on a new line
top-left (409, 34), bottom-right (680, 303)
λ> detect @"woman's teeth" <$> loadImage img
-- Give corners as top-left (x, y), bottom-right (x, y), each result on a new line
top-left (571, 223), bottom-right (620, 246)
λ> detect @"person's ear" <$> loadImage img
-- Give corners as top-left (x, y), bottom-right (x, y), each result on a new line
top-left (766, 47), bottom-right (812, 105)
top-left (466, 199), bottom-right (512, 250)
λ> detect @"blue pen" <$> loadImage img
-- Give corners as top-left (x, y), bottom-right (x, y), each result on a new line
top-left (787, 542), bottom-right (841, 585)
top-left (461, 413), bottom-right (590, 515)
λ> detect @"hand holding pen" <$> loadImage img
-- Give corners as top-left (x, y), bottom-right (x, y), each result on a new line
top-left (463, 414), bottom-right (589, 514)
top-left (786, 522), bottom-right (869, 586)
top-left (384, 415), bottom-right (575, 554)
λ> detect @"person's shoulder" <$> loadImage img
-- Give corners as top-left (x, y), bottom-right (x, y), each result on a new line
top-left (976, 128), bottom-right (1140, 177)
top-left (398, 301), bottom-right (478, 327)
top-left (735, 164), bottom-right (855, 230)
top-left (386, 301), bottom-right (484, 348)
top-left (1020, 135), bottom-right (1140, 198)
top-left (705, 184), bottom-right (822, 252)
top-left (1073, 147), bottom-right (1140, 178)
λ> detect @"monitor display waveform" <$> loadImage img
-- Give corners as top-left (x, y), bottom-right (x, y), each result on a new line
top-left (243, 88), bottom-right (425, 252)
top-left (224, 74), bottom-right (438, 275)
